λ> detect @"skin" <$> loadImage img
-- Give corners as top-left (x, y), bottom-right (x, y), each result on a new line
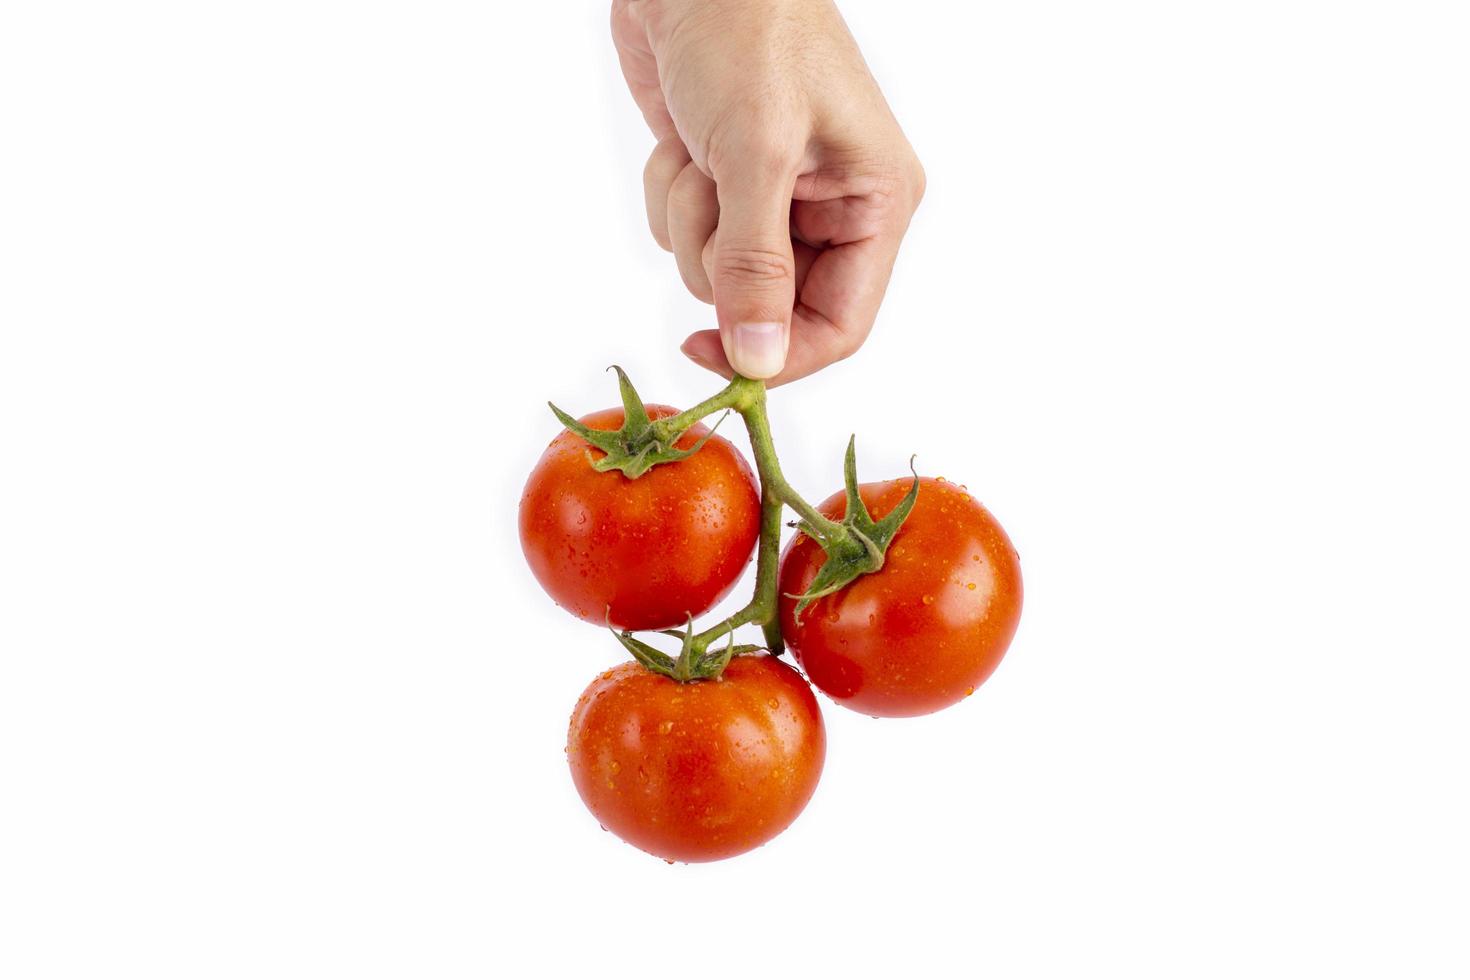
top-left (612, 0), bottom-right (925, 384)
top-left (567, 656), bottom-right (825, 862)
top-left (778, 477), bottom-right (1023, 718)
top-left (519, 405), bottom-right (760, 631)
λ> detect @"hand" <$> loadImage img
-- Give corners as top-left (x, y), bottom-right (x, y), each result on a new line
top-left (612, 0), bottom-right (924, 385)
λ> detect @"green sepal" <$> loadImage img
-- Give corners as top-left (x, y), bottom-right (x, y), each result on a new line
top-left (788, 436), bottom-right (920, 621)
top-left (548, 366), bottom-right (724, 479)
top-left (612, 616), bottom-right (763, 683)
top-left (611, 629), bottom-right (678, 676)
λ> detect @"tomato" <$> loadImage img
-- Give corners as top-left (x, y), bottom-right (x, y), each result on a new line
top-left (778, 477), bottom-right (1022, 717)
top-left (566, 656), bottom-right (825, 863)
top-left (520, 405), bottom-right (761, 631)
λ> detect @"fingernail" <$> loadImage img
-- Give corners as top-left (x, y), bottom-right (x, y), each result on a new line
top-left (726, 322), bottom-right (787, 380)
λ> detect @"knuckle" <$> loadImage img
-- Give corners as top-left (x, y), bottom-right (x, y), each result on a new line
top-left (876, 155), bottom-right (926, 209)
top-left (667, 167), bottom-right (714, 212)
top-left (643, 138), bottom-right (688, 188)
top-left (842, 143), bottom-right (927, 213)
top-left (908, 156), bottom-right (927, 207)
top-left (714, 246), bottom-right (794, 285)
top-left (706, 107), bottom-right (804, 180)
top-left (641, 148), bottom-right (664, 185)
top-left (747, 137), bottom-right (803, 178)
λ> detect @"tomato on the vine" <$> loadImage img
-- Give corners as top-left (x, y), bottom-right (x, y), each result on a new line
top-left (566, 655), bottom-right (825, 863)
top-left (778, 476), bottom-right (1022, 717)
top-left (519, 405), bottom-right (760, 631)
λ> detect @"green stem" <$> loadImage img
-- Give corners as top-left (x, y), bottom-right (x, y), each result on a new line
top-left (736, 382), bottom-right (844, 543)
top-left (649, 378), bottom-right (747, 443)
top-left (686, 376), bottom-right (839, 657)
top-left (691, 483), bottom-right (784, 652)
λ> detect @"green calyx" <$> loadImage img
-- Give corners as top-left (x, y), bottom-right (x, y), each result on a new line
top-left (549, 366), bottom-right (724, 479)
top-left (611, 616), bottom-right (766, 683)
top-left (787, 436), bottom-right (920, 621)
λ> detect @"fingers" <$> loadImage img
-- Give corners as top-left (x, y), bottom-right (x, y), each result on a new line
top-left (678, 292), bottom-right (870, 387)
top-left (645, 138), bottom-right (721, 305)
top-left (642, 136), bottom-right (689, 252)
top-left (681, 219), bottom-right (908, 387)
top-left (666, 163), bottom-right (719, 303)
top-left (785, 231), bottom-right (904, 378)
top-left (708, 163), bottom-right (801, 380)
top-left (654, 138), bottom-right (918, 387)
top-left (678, 296), bottom-right (865, 387)
top-left (680, 239), bottom-right (818, 381)
top-left (681, 312), bottom-right (859, 388)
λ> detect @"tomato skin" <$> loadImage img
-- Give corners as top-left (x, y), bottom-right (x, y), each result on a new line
top-left (519, 405), bottom-right (761, 631)
top-left (778, 477), bottom-right (1022, 718)
top-left (566, 656), bottom-right (825, 863)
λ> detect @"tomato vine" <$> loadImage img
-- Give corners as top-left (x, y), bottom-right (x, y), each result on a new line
top-left (533, 362), bottom-right (1025, 862)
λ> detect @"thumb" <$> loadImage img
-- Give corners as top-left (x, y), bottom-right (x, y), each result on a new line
top-left (709, 171), bottom-right (796, 380)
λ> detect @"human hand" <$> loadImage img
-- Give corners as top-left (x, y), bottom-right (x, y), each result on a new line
top-left (612, 0), bottom-right (924, 385)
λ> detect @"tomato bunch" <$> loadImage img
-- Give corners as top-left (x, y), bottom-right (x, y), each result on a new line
top-left (520, 368), bottom-right (1022, 862)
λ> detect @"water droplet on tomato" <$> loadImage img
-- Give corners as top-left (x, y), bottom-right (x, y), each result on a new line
top-left (922, 594), bottom-right (935, 605)
top-left (658, 720), bottom-right (674, 735)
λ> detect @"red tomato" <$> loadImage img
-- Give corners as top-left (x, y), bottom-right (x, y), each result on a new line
top-left (520, 405), bottom-right (761, 631)
top-left (778, 477), bottom-right (1022, 717)
top-left (566, 656), bottom-right (825, 863)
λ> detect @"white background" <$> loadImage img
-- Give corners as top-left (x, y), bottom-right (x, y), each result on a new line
top-left (2, 1), bottom-right (1467, 976)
